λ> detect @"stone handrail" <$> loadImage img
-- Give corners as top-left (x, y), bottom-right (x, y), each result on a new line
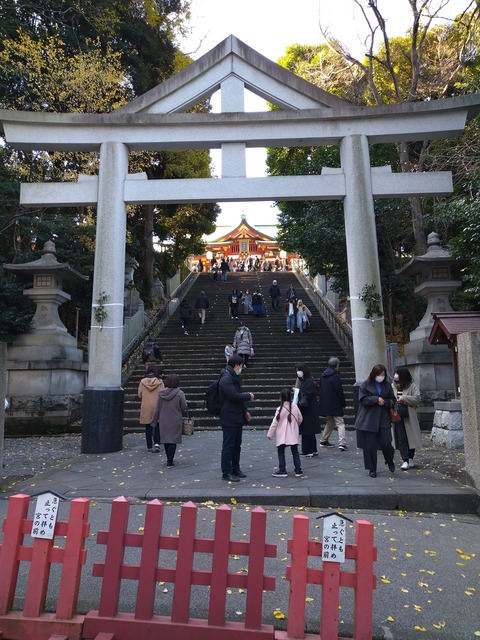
top-left (293, 267), bottom-right (354, 364)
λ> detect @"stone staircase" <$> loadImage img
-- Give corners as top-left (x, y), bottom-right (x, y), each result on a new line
top-left (123, 271), bottom-right (356, 430)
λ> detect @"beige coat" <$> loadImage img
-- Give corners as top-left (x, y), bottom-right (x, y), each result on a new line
top-left (393, 381), bottom-right (423, 450)
top-left (138, 376), bottom-right (164, 425)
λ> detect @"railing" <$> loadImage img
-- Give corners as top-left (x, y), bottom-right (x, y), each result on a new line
top-left (0, 493), bottom-right (377, 640)
top-left (293, 267), bottom-right (354, 364)
top-left (121, 270), bottom-right (198, 383)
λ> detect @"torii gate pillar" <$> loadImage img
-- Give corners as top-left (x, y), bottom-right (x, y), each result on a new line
top-left (341, 135), bottom-right (387, 381)
top-left (81, 142), bottom-right (128, 453)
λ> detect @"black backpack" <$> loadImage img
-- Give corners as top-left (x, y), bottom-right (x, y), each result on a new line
top-left (205, 375), bottom-right (223, 415)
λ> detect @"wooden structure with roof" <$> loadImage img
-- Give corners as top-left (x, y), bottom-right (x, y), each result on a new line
top-left (429, 312), bottom-right (480, 397)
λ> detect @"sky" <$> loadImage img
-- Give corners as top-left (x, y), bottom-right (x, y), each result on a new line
top-left (177, 0), bottom-right (470, 231)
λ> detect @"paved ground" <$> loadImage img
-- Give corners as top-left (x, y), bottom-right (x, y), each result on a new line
top-left (1, 430), bottom-right (479, 640)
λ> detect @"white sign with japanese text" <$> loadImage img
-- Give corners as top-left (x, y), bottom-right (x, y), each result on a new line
top-left (322, 514), bottom-right (347, 563)
top-left (31, 492), bottom-right (60, 539)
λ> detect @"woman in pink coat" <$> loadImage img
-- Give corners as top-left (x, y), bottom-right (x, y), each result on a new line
top-left (268, 388), bottom-right (304, 478)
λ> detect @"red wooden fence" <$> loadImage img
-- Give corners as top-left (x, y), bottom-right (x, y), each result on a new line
top-left (280, 514), bottom-right (377, 640)
top-left (0, 493), bottom-right (90, 640)
top-left (83, 497), bottom-right (277, 640)
top-left (0, 494), bottom-right (377, 640)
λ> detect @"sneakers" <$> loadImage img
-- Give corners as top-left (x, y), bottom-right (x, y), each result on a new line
top-left (222, 473), bottom-right (240, 482)
top-left (408, 459), bottom-right (415, 468)
top-left (232, 469), bottom-right (247, 478)
top-left (301, 452), bottom-right (318, 457)
top-left (294, 470), bottom-right (304, 477)
top-left (272, 470), bottom-right (288, 478)
top-left (401, 461), bottom-right (409, 470)
top-left (146, 448), bottom-right (154, 453)
top-left (154, 444), bottom-right (161, 452)
top-left (338, 445), bottom-right (348, 451)
top-left (320, 441), bottom-right (333, 447)
top-left (166, 461), bottom-right (174, 468)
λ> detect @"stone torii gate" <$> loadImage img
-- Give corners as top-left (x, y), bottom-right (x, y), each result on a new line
top-left (1, 36), bottom-right (479, 453)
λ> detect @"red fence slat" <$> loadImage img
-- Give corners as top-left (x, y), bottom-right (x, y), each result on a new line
top-left (353, 520), bottom-right (376, 640)
top-left (207, 504), bottom-right (232, 627)
top-left (286, 515), bottom-right (309, 639)
top-left (134, 499), bottom-right (163, 620)
top-left (246, 507), bottom-right (272, 630)
top-left (171, 501), bottom-right (197, 624)
top-left (97, 497), bottom-right (130, 618)
top-left (0, 494), bottom-right (30, 615)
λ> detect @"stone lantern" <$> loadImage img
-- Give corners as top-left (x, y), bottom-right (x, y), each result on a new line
top-left (4, 240), bottom-right (89, 432)
top-left (396, 232), bottom-right (464, 427)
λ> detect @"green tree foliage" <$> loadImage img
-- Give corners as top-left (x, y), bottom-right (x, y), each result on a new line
top-left (269, 4), bottom-right (480, 339)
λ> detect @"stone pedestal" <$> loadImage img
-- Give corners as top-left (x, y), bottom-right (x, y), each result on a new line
top-left (431, 400), bottom-right (463, 449)
top-left (457, 331), bottom-right (480, 489)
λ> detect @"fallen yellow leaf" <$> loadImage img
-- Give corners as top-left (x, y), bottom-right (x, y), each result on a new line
top-left (273, 609), bottom-right (285, 619)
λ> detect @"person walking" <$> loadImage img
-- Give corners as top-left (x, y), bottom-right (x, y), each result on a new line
top-left (233, 323), bottom-right (253, 367)
top-left (355, 364), bottom-right (396, 477)
top-left (138, 364), bottom-right (164, 452)
top-left (318, 356), bottom-right (348, 451)
top-left (220, 258), bottom-right (229, 282)
top-left (268, 387), bottom-right (303, 477)
top-left (141, 340), bottom-right (163, 369)
top-left (285, 283), bottom-right (297, 301)
top-left (269, 280), bottom-right (281, 309)
top-left (296, 299), bottom-right (311, 333)
top-left (150, 373), bottom-right (188, 468)
top-left (251, 289), bottom-right (264, 317)
top-left (218, 354), bottom-right (254, 482)
top-left (392, 367), bottom-right (422, 470)
top-left (229, 288), bottom-right (240, 319)
top-left (295, 363), bottom-right (322, 456)
top-left (179, 299), bottom-right (192, 335)
top-left (242, 289), bottom-right (253, 315)
top-left (195, 290), bottom-right (209, 325)
top-left (285, 296), bottom-right (297, 333)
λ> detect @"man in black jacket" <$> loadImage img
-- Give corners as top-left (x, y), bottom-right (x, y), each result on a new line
top-left (218, 355), bottom-right (254, 482)
top-left (195, 290), bottom-right (209, 325)
top-left (269, 279), bottom-right (281, 309)
top-left (318, 356), bottom-right (348, 451)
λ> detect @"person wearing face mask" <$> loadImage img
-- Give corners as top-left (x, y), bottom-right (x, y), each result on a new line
top-left (392, 367), bottom-right (422, 470)
top-left (218, 354), bottom-right (255, 482)
top-left (294, 363), bottom-right (322, 456)
top-left (354, 364), bottom-right (396, 477)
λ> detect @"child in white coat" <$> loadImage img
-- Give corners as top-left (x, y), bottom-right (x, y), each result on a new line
top-left (268, 388), bottom-right (304, 477)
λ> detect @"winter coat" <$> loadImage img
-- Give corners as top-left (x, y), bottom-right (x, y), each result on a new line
top-left (392, 381), bottom-right (423, 450)
top-left (151, 387), bottom-right (188, 444)
top-left (242, 293), bottom-right (253, 314)
top-left (220, 260), bottom-right (229, 273)
top-left (195, 293), bottom-right (209, 310)
top-left (252, 293), bottom-right (263, 314)
top-left (355, 379), bottom-right (395, 434)
top-left (138, 375), bottom-right (164, 424)
top-left (218, 366), bottom-right (251, 427)
top-left (179, 301), bottom-right (192, 319)
top-left (233, 326), bottom-right (252, 356)
top-left (297, 376), bottom-right (322, 435)
top-left (318, 368), bottom-right (346, 417)
top-left (269, 284), bottom-right (281, 299)
top-left (267, 401), bottom-right (303, 446)
top-left (284, 301), bottom-right (297, 317)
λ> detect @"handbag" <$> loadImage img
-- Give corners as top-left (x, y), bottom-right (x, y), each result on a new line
top-left (250, 346), bottom-right (254, 357)
top-left (390, 408), bottom-right (402, 423)
top-left (182, 416), bottom-right (194, 436)
top-left (298, 392), bottom-right (309, 408)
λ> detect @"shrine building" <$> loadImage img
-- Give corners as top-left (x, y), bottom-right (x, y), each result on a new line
top-left (196, 214), bottom-right (295, 267)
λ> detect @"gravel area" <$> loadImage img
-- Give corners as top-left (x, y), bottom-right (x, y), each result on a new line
top-left (0, 431), bottom-right (469, 489)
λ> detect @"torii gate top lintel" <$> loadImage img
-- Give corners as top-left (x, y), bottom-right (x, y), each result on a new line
top-left (1, 33), bottom-right (480, 152)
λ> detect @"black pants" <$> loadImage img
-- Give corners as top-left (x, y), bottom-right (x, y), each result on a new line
top-left (277, 444), bottom-right (302, 473)
top-left (164, 443), bottom-right (177, 464)
top-left (301, 434), bottom-right (317, 455)
top-left (221, 426), bottom-right (243, 475)
top-left (144, 424), bottom-right (159, 449)
top-left (361, 427), bottom-right (394, 472)
top-left (394, 420), bottom-right (415, 460)
top-left (271, 297), bottom-right (279, 309)
top-left (230, 303), bottom-right (239, 318)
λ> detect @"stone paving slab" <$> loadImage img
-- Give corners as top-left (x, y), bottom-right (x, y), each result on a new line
top-left (5, 430), bottom-right (478, 514)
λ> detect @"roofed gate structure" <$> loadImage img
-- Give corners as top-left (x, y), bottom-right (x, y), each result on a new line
top-left (1, 36), bottom-right (479, 453)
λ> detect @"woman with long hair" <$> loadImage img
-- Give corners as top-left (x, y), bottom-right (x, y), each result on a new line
top-left (294, 363), bottom-right (322, 456)
top-left (392, 367), bottom-right (422, 470)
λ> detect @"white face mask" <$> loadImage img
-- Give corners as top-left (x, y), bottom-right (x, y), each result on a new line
top-left (297, 371), bottom-right (304, 378)
top-left (375, 375), bottom-right (385, 383)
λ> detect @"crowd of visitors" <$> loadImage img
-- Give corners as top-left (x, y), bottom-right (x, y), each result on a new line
top-left (140, 273), bottom-right (422, 481)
